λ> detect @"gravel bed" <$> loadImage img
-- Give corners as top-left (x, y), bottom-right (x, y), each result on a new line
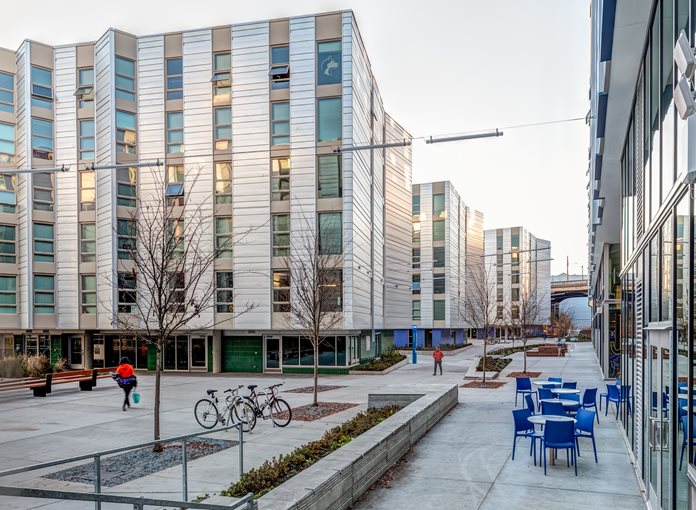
top-left (285, 402), bottom-right (358, 421)
top-left (460, 381), bottom-right (507, 389)
top-left (44, 438), bottom-right (237, 487)
top-left (285, 385), bottom-right (345, 394)
top-left (506, 371), bottom-right (542, 378)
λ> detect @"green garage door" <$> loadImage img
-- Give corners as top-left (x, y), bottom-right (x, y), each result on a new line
top-left (222, 336), bottom-right (263, 373)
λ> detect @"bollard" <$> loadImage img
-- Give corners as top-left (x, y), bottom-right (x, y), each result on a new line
top-left (182, 438), bottom-right (188, 501)
top-left (238, 424), bottom-right (244, 476)
top-left (94, 455), bottom-right (101, 510)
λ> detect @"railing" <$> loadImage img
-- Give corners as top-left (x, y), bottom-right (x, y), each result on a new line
top-left (0, 422), bottom-right (252, 510)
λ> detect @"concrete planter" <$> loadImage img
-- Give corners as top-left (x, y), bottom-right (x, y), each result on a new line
top-left (349, 358), bottom-right (408, 375)
top-left (463, 355), bottom-right (500, 380)
top-left (397, 343), bottom-right (472, 357)
top-left (255, 385), bottom-right (458, 510)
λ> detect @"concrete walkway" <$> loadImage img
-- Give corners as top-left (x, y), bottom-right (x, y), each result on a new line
top-left (355, 342), bottom-right (645, 510)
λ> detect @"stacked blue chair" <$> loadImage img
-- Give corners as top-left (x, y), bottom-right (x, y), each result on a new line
top-left (575, 409), bottom-right (598, 463)
top-left (541, 420), bottom-right (578, 476)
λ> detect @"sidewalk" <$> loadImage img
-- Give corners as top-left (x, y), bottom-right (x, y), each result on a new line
top-left (354, 343), bottom-right (645, 510)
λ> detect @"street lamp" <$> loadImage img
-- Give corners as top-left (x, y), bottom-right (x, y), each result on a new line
top-left (332, 129), bottom-right (503, 153)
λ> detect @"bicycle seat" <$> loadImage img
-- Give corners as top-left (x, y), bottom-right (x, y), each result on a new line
top-left (206, 389), bottom-right (218, 397)
top-left (247, 384), bottom-right (258, 390)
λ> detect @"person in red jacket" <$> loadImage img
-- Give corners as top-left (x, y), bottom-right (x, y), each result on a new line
top-left (112, 356), bottom-right (137, 411)
top-left (433, 346), bottom-right (444, 376)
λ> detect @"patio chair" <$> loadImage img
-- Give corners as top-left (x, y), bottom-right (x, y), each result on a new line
top-left (542, 420), bottom-right (578, 476)
top-left (575, 409), bottom-right (598, 463)
top-left (651, 391), bottom-right (668, 418)
top-left (525, 394), bottom-right (536, 415)
top-left (512, 409), bottom-right (542, 464)
top-left (680, 414), bottom-right (696, 470)
top-left (581, 388), bottom-right (599, 423)
top-left (607, 384), bottom-right (632, 419)
top-left (542, 401), bottom-right (566, 417)
top-left (537, 388), bottom-right (554, 411)
top-left (562, 382), bottom-right (577, 389)
top-left (515, 377), bottom-right (534, 407)
top-left (599, 379), bottom-right (620, 411)
top-left (564, 393), bottom-right (581, 415)
top-left (549, 377), bottom-right (563, 384)
top-left (678, 397), bottom-right (688, 431)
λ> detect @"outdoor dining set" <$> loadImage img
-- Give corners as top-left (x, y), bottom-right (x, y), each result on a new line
top-left (511, 377), bottom-right (630, 475)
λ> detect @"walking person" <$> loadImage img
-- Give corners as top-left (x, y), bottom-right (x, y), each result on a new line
top-left (433, 345), bottom-right (444, 376)
top-left (112, 356), bottom-right (137, 411)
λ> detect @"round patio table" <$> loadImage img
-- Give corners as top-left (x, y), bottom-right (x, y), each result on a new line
top-left (532, 380), bottom-right (562, 387)
top-left (680, 405), bottom-right (696, 413)
top-left (551, 388), bottom-right (581, 396)
top-left (528, 415), bottom-right (577, 466)
top-left (539, 398), bottom-right (579, 408)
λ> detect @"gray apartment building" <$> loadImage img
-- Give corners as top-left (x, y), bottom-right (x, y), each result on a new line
top-left (0, 10), bottom-right (413, 374)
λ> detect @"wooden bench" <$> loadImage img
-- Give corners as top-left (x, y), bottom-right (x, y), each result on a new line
top-left (0, 377), bottom-right (49, 397)
top-left (0, 367), bottom-right (118, 397)
top-left (527, 345), bottom-right (567, 358)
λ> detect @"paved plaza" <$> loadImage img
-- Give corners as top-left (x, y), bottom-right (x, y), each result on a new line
top-left (0, 341), bottom-right (644, 509)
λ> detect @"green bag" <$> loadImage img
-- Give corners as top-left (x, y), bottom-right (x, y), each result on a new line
top-left (132, 391), bottom-right (141, 404)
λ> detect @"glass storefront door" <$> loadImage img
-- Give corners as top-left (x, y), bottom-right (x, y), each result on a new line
top-left (190, 337), bottom-right (207, 370)
top-left (265, 336), bottom-right (280, 371)
top-left (163, 336), bottom-right (206, 371)
top-left (69, 336), bottom-right (83, 367)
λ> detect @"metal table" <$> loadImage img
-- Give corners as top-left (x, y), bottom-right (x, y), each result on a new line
top-left (532, 380), bottom-right (562, 387)
top-left (551, 388), bottom-right (581, 396)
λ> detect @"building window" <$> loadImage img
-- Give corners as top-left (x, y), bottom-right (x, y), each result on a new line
top-left (215, 217), bottom-right (233, 258)
top-left (117, 219), bottom-right (136, 260)
top-left (412, 274), bottom-right (421, 294)
top-left (497, 270), bottom-right (503, 284)
top-left (271, 102), bottom-right (289, 145)
top-left (81, 275), bottom-right (96, 314)
top-left (511, 287), bottom-right (519, 301)
top-left (168, 272), bottom-right (186, 312)
top-left (433, 194), bottom-right (445, 219)
top-left (33, 223), bottom-right (54, 262)
top-left (0, 275), bottom-right (16, 313)
top-left (269, 45), bottom-right (290, 89)
top-left (167, 219), bottom-right (184, 258)
top-left (272, 214), bottom-right (290, 257)
top-left (80, 223), bottom-right (96, 262)
top-left (216, 271), bottom-right (234, 313)
top-left (412, 195), bottom-right (420, 215)
top-left (0, 123), bottom-right (15, 164)
top-left (0, 72), bottom-right (13, 113)
top-left (511, 233), bottom-right (520, 248)
top-left (319, 212), bottom-right (342, 255)
top-left (497, 305), bottom-right (504, 320)
top-left (215, 162), bottom-right (232, 204)
top-left (412, 222), bottom-right (421, 243)
top-left (318, 155), bottom-right (341, 198)
top-left (271, 158), bottom-right (290, 201)
top-left (79, 120), bottom-right (95, 161)
top-left (115, 56), bottom-right (136, 101)
top-left (33, 275), bottom-right (55, 314)
top-left (212, 52), bottom-right (231, 102)
top-left (412, 300), bottom-right (421, 320)
top-left (214, 107), bottom-right (231, 150)
top-left (434, 300), bottom-right (445, 321)
top-left (80, 170), bottom-right (96, 211)
top-left (317, 40), bottom-right (341, 86)
top-left (117, 271), bottom-right (137, 313)
top-left (33, 173), bottom-right (53, 211)
top-left (31, 117), bottom-right (53, 160)
top-left (116, 110), bottom-right (136, 154)
top-left (0, 174), bottom-right (16, 213)
top-left (412, 248), bottom-right (421, 269)
top-left (166, 58), bottom-right (183, 100)
top-left (496, 233), bottom-right (503, 250)
top-left (166, 164), bottom-right (184, 206)
top-left (511, 304), bottom-right (519, 320)
top-left (511, 270), bottom-right (519, 284)
top-left (273, 270), bottom-right (290, 312)
top-left (0, 225), bottom-right (15, 263)
top-left (317, 97), bottom-right (341, 142)
top-left (31, 66), bottom-right (52, 109)
top-left (433, 220), bottom-right (445, 242)
top-left (433, 274), bottom-right (445, 294)
top-left (320, 270), bottom-right (342, 312)
top-left (117, 167), bottom-right (137, 207)
top-left (433, 246), bottom-right (445, 268)
top-left (166, 112), bottom-right (183, 153)
top-left (76, 68), bottom-right (94, 108)
top-left (496, 253), bottom-right (503, 265)
top-left (497, 288), bottom-right (503, 302)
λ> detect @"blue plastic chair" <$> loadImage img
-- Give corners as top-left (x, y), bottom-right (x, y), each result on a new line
top-left (549, 377), bottom-right (563, 384)
top-left (606, 385), bottom-right (626, 419)
top-left (652, 391), bottom-right (668, 418)
top-left (581, 388), bottom-right (599, 422)
top-left (678, 397), bottom-right (688, 430)
top-left (512, 409), bottom-right (542, 464)
top-left (680, 414), bottom-right (696, 470)
top-left (542, 419), bottom-right (577, 476)
top-left (516, 377), bottom-right (533, 407)
top-left (575, 409), bottom-right (598, 463)
top-left (564, 393), bottom-right (581, 414)
top-left (562, 382), bottom-right (577, 389)
top-left (542, 401), bottom-right (566, 416)
top-left (524, 394), bottom-right (536, 415)
top-left (600, 379), bottom-right (620, 411)
top-left (537, 388), bottom-right (554, 411)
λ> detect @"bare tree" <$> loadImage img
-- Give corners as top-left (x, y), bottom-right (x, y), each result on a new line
top-left (285, 214), bottom-right (343, 406)
top-left (105, 165), bottom-right (255, 451)
top-left (510, 288), bottom-right (544, 373)
top-left (462, 260), bottom-right (499, 385)
top-left (551, 309), bottom-right (575, 339)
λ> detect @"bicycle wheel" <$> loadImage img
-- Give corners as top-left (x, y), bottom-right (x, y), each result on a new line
top-left (270, 398), bottom-right (292, 427)
top-left (233, 399), bottom-right (257, 432)
top-left (194, 399), bottom-right (219, 429)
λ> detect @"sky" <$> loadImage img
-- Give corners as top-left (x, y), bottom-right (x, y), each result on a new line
top-left (1, 0), bottom-right (590, 275)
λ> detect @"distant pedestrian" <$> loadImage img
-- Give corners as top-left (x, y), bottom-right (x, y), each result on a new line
top-left (112, 356), bottom-right (137, 411)
top-left (433, 346), bottom-right (444, 376)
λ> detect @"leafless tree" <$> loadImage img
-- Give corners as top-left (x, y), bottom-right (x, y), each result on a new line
top-left (510, 288), bottom-right (545, 373)
top-left (284, 214), bottom-right (343, 406)
top-left (105, 164), bottom-right (255, 451)
top-left (551, 309), bottom-right (575, 339)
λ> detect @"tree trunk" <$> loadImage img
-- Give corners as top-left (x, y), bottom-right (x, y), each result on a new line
top-left (523, 339), bottom-right (527, 373)
top-left (312, 339), bottom-right (319, 407)
top-left (153, 345), bottom-right (163, 453)
top-left (482, 336), bottom-right (487, 385)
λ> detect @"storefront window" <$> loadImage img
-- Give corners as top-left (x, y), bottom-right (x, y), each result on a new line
top-left (675, 195), bottom-right (689, 505)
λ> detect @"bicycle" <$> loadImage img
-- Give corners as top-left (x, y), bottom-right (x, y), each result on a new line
top-left (243, 383), bottom-right (292, 427)
top-left (194, 386), bottom-right (257, 432)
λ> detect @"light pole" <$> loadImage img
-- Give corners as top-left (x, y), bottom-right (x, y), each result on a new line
top-left (412, 324), bottom-right (417, 364)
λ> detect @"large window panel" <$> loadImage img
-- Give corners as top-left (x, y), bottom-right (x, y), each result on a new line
top-left (317, 41), bottom-right (342, 86)
top-left (318, 155), bottom-right (341, 198)
top-left (317, 98), bottom-right (341, 142)
top-left (319, 212), bottom-right (342, 255)
top-left (115, 57), bottom-right (136, 101)
top-left (0, 72), bottom-right (13, 113)
top-left (116, 110), bottom-right (136, 154)
top-left (0, 123), bottom-right (15, 164)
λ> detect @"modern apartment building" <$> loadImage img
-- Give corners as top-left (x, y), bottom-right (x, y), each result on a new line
top-left (484, 227), bottom-right (551, 338)
top-left (0, 10), bottom-right (413, 374)
top-left (588, 0), bottom-right (695, 506)
top-left (397, 181), bottom-right (483, 348)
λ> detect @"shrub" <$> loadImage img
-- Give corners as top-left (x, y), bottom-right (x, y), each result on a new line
top-left (21, 354), bottom-right (52, 378)
top-left (53, 358), bottom-right (69, 373)
top-left (222, 406), bottom-right (400, 499)
top-left (476, 356), bottom-right (511, 372)
top-left (0, 356), bottom-right (24, 378)
top-left (357, 351), bottom-right (406, 372)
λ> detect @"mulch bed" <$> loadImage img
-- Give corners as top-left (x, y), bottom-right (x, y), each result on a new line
top-left (285, 402), bottom-right (358, 421)
top-left (460, 381), bottom-right (507, 389)
top-left (507, 371), bottom-right (542, 378)
top-left (285, 385), bottom-right (345, 393)
top-left (44, 438), bottom-right (236, 487)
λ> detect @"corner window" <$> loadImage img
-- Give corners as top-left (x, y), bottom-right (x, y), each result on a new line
top-left (412, 300), bottom-right (421, 320)
top-left (433, 246), bottom-right (445, 268)
top-left (79, 120), bottom-right (95, 161)
top-left (115, 57), bottom-right (136, 101)
top-left (412, 195), bottom-right (420, 215)
top-left (0, 275), bottom-right (16, 313)
top-left (0, 175), bottom-right (17, 213)
top-left (80, 223), bottom-right (96, 262)
top-left (433, 220), bottom-right (445, 242)
top-left (0, 225), bottom-right (16, 263)
top-left (33, 275), bottom-right (55, 314)
top-left (166, 58), bottom-right (183, 100)
top-left (272, 214), bottom-right (290, 257)
top-left (496, 233), bottom-right (503, 250)
top-left (216, 271), bottom-right (234, 313)
top-left (433, 194), bottom-right (445, 219)
top-left (212, 52), bottom-right (231, 102)
top-left (319, 270), bottom-right (342, 312)
top-left (271, 102), bottom-right (289, 145)
top-left (80, 170), bottom-right (96, 211)
top-left (117, 219), bottom-right (136, 260)
top-left (319, 212), bottom-right (342, 255)
top-left (273, 270), bottom-right (290, 312)
top-left (33, 173), bottom-right (54, 211)
top-left (31, 118), bottom-right (53, 160)
top-left (269, 45), bottom-right (289, 89)
top-left (166, 112), bottom-right (183, 154)
top-left (215, 217), bottom-right (233, 258)
top-left (115, 110), bottom-right (136, 154)
top-left (116, 167), bottom-right (137, 207)
top-left (434, 300), bottom-right (445, 321)
top-left (412, 222), bottom-right (421, 243)
top-left (214, 107), bottom-right (231, 150)
top-left (318, 155), bottom-right (341, 198)
top-left (75, 68), bottom-right (94, 108)
top-left (214, 162), bottom-right (232, 204)
top-left (271, 158), bottom-right (290, 201)
top-left (433, 274), bottom-right (445, 294)
top-left (117, 272), bottom-right (137, 313)
top-left (317, 40), bottom-right (341, 86)
top-left (0, 123), bottom-right (15, 164)
top-left (317, 97), bottom-right (341, 142)
top-left (81, 275), bottom-right (97, 314)
top-left (0, 72), bottom-right (13, 113)
top-left (31, 66), bottom-right (52, 109)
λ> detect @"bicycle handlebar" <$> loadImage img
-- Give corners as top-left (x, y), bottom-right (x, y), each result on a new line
top-left (267, 383), bottom-right (284, 390)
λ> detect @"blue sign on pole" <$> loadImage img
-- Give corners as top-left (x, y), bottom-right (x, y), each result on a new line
top-left (412, 324), bottom-right (417, 364)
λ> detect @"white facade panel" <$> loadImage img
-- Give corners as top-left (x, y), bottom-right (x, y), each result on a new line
top-left (15, 43), bottom-right (30, 329)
